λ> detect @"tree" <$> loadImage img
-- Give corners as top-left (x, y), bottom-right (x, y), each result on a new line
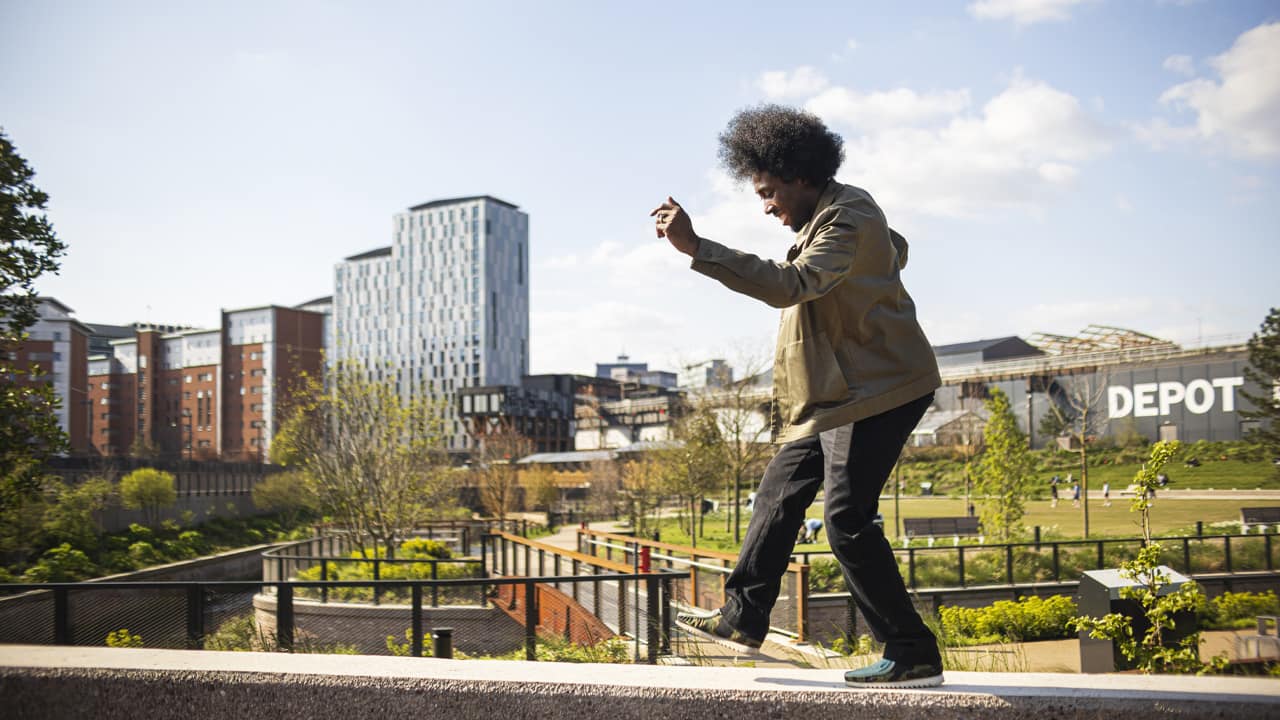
top-left (656, 409), bottom-right (725, 547)
top-left (1042, 370), bottom-right (1111, 538)
top-left (43, 476), bottom-right (116, 550)
top-left (251, 469), bottom-right (318, 530)
top-left (619, 452), bottom-right (663, 536)
top-left (585, 457), bottom-right (621, 520)
top-left (273, 363), bottom-right (455, 560)
top-left (1241, 307), bottom-right (1280, 476)
top-left (472, 420), bottom-right (533, 524)
top-left (976, 387), bottom-right (1033, 542)
top-left (0, 130), bottom-right (69, 473)
top-left (687, 354), bottom-right (774, 544)
top-left (120, 468), bottom-right (177, 526)
top-left (1071, 441), bottom-right (1228, 674)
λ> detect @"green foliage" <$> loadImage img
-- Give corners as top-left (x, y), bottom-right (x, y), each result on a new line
top-left (1202, 591), bottom-right (1280, 630)
top-left (977, 387), bottom-right (1033, 541)
top-left (105, 629), bottom-right (143, 648)
top-left (1070, 441), bottom-right (1229, 674)
top-left (251, 469), bottom-right (317, 529)
top-left (807, 557), bottom-right (845, 593)
top-left (21, 543), bottom-right (98, 581)
top-left (828, 633), bottom-right (879, 656)
top-left (119, 468), bottom-right (177, 526)
top-left (1241, 308), bottom-right (1280, 475)
top-left (202, 612), bottom-right (356, 654)
top-left (0, 131), bottom-right (69, 475)
top-left (398, 537), bottom-right (452, 559)
top-left (939, 595), bottom-right (1078, 645)
top-left (126, 541), bottom-right (165, 567)
top-left (275, 362), bottom-right (457, 559)
top-left (41, 477), bottom-right (115, 550)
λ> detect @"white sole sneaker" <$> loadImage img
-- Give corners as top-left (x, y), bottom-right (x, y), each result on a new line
top-left (674, 613), bottom-right (763, 655)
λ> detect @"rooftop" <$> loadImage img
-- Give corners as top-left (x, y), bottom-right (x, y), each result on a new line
top-left (408, 195), bottom-right (519, 212)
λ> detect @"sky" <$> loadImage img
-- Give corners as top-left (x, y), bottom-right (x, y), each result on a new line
top-left (3, 0), bottom-right (1278, 377)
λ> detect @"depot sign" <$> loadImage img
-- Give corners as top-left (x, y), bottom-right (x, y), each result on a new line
top-left (1108, 377), bottom-right (1244, 418)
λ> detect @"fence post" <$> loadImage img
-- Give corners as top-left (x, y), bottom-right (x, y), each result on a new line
top-left (593, 565), bottom-right (603, 618)
top-left (373, 559), bottom-right (381, 606)
top-left (277, 584), bottom-right (294, 652)
top-left (1267, 534), bottom-right (1274, 572)
top-left (1183, 538), bottom-right (1192, 573)
top-left (646, 575), bottom-right (660, 664)
top-left (908, 548), bottom-right (917, 589)
top-left (957, 547), bottom-right (966, 587)
top-left (1005, 545), bottom-right (1015, 585)
top-left (525, 579), bottom-right (538, 661)
top-left (480, 534), bottom-right (488, 577)
top-left (1052, 543), bottom-right (1061, 582)
top-left (1096, 541), bottom-right (1104, 570)
top-left (412, 585), bottom-right (424, 657)
top-left (321, 559), bottom-right (329, 604)
top-left (661, 575), bottom-right (673, 655)
top-left (185, 584), bottom-right (205, 649)
top-left (797, 564), bottom-right (809, 642)
top-left (431, 561), bottom-right (440, 608)
top-left (1225, 536), bottom-right (1233, 573)
top-left (53, 587), bottom-right (71, 646)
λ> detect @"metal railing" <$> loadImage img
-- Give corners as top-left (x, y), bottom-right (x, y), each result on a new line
top-left (576, 527), bottom-right (811, 641)
top-left (791, 531), bottom-right (1280, 590)
top-left (0, 573), bottom-right (686, 664)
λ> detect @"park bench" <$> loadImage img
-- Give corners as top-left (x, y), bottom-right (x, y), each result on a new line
top-left (901, 516), bottom-right (982, 547)
top-left (1240, 507), bottom-right (1280, 534)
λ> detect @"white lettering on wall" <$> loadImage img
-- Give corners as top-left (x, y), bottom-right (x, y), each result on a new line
top-left (1133, 383), bottom-right (1159, 417)
top-left (1107, 376), bottom-right (1244, 418)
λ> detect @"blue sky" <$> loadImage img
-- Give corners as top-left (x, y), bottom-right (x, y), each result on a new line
top-left (3, 0), bottom-right (1277, 376)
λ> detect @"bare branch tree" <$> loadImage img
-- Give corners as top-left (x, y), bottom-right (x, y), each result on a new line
top-left (272, 362), bottom-right (455, 559)
top-left (471, 419), bottom-right (533, 524)
top-left (1042, 368), bottom-right (1111, 538)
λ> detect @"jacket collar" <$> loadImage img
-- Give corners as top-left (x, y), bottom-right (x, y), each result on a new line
top-left (786, 179), bottom-right (841, 261)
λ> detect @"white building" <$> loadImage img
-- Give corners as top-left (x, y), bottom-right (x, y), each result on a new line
top-left (332, 196), bottom-right (529, 452)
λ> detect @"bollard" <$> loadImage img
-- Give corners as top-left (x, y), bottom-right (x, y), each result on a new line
top-left (433, 627), bottom-right (454, 659)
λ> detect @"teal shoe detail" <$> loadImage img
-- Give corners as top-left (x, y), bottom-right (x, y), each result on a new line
top-left (844, 658), bottom-right (943, 689)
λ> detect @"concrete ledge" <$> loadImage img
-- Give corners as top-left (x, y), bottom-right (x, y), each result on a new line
top-left (2, 645), bottom-right (1278, 719)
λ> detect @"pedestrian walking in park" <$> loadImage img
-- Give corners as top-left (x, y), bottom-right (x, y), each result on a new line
top-left (1102, 482), bottom-right (1111, 506)
top-left (1050, 474), bottom-right (1060, 507)
top-left (654, 104), bottom-right (943, 689)
top-left (1071, 480), bottom-right (1081, 507)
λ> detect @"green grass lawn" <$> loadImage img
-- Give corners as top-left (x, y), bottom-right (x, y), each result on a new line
top-left (652, 495), bottom-right (1266, 554)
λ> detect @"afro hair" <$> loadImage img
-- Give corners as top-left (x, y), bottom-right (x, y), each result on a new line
top-left (717, 104), bottom-right (844, 186)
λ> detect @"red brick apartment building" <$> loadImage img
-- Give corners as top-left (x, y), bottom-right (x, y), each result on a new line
top-left (81, 303), bottom-right (325, 460)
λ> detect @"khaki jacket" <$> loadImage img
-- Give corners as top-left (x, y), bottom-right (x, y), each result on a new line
top-left (691, 181), bottom-right (939, 443)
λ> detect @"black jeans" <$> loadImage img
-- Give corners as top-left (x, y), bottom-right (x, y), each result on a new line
top-left (721, 392), bottom-right (939, 665)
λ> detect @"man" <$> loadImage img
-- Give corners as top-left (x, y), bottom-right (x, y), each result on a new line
top-left (799, 517), bottom-right (824, 544)
top-left (652, 104), bottom-right (943, 689)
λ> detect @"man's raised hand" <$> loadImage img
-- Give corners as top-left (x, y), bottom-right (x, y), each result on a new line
top-left (650, 196), bottom-right (700, 256)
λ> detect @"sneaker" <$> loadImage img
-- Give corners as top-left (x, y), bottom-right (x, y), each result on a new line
top-left (844, 658), bottom-right (943, 689)
top-left (675, 609), bottom-right (763, 654)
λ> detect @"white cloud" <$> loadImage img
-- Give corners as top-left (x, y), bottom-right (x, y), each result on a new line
top-left (758, 66), bottom-right (829, 100)
top-left (1162, 54), bottom-right (1195, 77)
top-left (968, 0), bottom-right (1090, 26)
top-left (827, 75), bottom-right (1111, 219)
top-left (1148, 22), bottom-right (1280, 159)
top-left (806, 87), bottom-right (971, 133)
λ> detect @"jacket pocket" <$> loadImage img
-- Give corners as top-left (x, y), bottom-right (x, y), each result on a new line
top-left (778, 332), bottom-right (848, 424)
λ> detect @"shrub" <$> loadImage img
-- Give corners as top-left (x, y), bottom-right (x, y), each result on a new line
top-left (399, 538), bottom-right (452, 559)
top-left (808, 557), bottom-right (844, 593)
top-left (119, 469), bottom-right (177, 526)
top-left (105, 629), bottom-right (143, 648)
top-left (127, 541), bottom-right (165, 567)
top-left (939, 595), bottom-right (1079, 646)
top-left (1203, 591), bottom-right (1280, 630)
top-left (21, 543), bottom-right (99, 582)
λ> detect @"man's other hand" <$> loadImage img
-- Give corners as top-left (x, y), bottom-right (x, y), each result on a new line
top-left (650, 196), bottom-right (700, 256)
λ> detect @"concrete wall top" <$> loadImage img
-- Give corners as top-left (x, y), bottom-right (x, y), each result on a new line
top-left (1, 645), bottom-right (1277, 720)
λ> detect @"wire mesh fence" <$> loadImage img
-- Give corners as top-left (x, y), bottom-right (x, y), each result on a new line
top-left (0, 572), bottom-right (683, 663)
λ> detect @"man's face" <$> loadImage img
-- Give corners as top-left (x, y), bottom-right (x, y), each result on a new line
top-left (751, 171), bottom-right (821, 233)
